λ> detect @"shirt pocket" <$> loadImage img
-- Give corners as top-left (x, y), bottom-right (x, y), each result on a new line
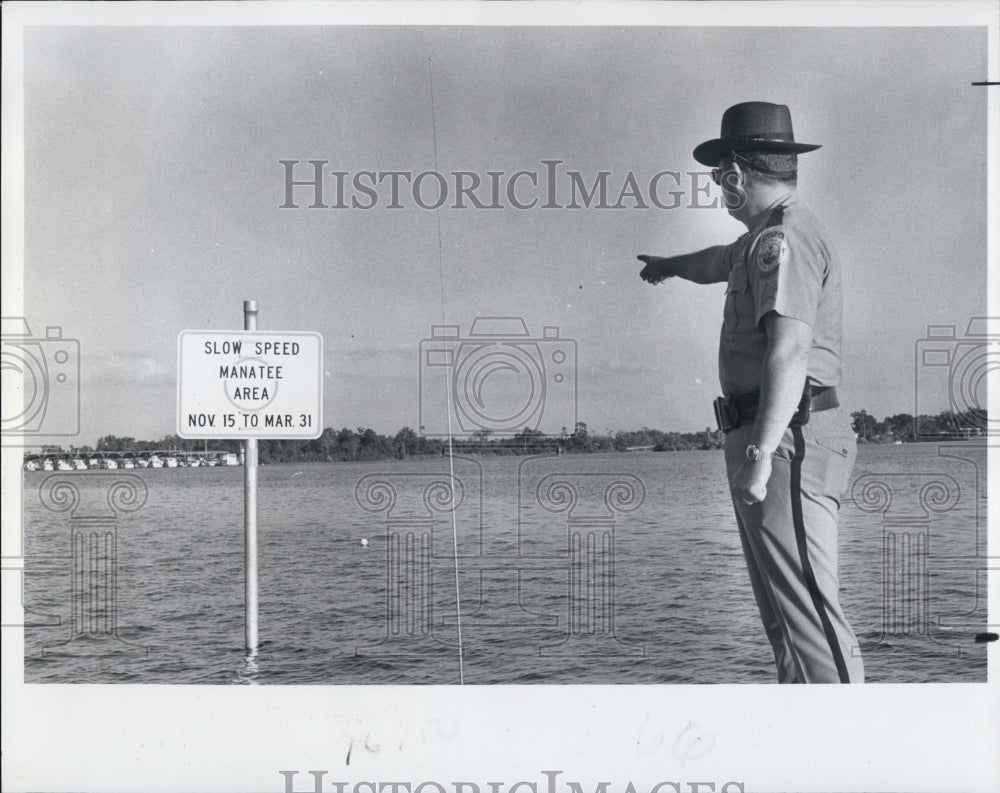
top-left (728, 263), bottom-right (747, 293)
top-left (724, 265), bottom-right (755, 330)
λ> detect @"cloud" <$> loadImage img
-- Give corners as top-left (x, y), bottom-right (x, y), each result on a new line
top-left (86, 352), bottom-right (173, 387)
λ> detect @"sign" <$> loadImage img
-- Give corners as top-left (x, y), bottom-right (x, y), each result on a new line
top-left (177, 330), bottom-right (323, 438)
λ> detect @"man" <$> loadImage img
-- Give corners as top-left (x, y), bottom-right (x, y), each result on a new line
top-left (638, 102), bottom-right (863, 683)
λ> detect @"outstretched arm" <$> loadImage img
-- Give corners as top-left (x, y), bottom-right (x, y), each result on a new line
top-left (637, 246), bottom-right (730, 285)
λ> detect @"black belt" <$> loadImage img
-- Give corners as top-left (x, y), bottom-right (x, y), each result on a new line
top-left (713, 385), bottom-right (839, 433)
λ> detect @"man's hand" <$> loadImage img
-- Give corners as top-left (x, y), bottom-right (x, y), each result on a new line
top-left (638, 255), bottom-right (673, 284)
top-left (730, 456), bottom-right (772, 505)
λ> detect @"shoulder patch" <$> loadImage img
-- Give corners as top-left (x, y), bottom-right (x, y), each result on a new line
top-left (755, 227), bottom-right (787, 275)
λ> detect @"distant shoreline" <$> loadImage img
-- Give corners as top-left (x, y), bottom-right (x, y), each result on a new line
top-left (21, 431), bottom-right (986, 472)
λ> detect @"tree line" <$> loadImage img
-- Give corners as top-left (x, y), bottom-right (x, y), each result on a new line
top-left (39, 408), bottom-right (987, 463)
top-left (78, 422), bottom-right (722, 464)
top-left (850, 408), bottom-right (985, 443)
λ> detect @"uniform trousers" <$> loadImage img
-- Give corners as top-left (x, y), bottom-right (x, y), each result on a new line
top-left (724, 406), bottom-right (865, 683)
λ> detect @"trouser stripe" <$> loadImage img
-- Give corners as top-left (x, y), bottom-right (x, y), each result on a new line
top-left (790, 425), bottom-right (850, 683)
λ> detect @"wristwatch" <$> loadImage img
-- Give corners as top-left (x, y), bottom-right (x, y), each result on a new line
top-left (745, 444), bottom-right (772, 462)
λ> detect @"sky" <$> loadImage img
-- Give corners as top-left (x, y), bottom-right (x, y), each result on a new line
top-left (11, 21), bottom-right (991, 445)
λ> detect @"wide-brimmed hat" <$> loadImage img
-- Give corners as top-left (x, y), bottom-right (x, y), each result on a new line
top-left (693, 102), bottom-right (821, 166)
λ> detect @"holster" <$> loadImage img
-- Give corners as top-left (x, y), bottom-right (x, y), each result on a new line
top-left (713, 385), bottom-right (838, 433)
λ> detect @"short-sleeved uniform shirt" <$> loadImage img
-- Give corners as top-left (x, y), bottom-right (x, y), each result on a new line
top-left (713, 197), bottom-right (843, 397)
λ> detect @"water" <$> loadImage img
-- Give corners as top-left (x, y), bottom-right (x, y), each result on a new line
top-left (21, 443), bottom-right (988, 684)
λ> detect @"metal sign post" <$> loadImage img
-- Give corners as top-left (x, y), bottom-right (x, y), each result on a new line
top-left (177, 301), bottom-right (323, 657)
top-left (243, 299), bottom-right (259, 654)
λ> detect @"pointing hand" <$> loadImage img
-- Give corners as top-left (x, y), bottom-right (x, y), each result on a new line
top-left (638, 255), bottom-right (673, 284)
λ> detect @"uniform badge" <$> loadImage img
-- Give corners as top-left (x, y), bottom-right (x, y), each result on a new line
top-left (755, 228), bottom-right (787, 274)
